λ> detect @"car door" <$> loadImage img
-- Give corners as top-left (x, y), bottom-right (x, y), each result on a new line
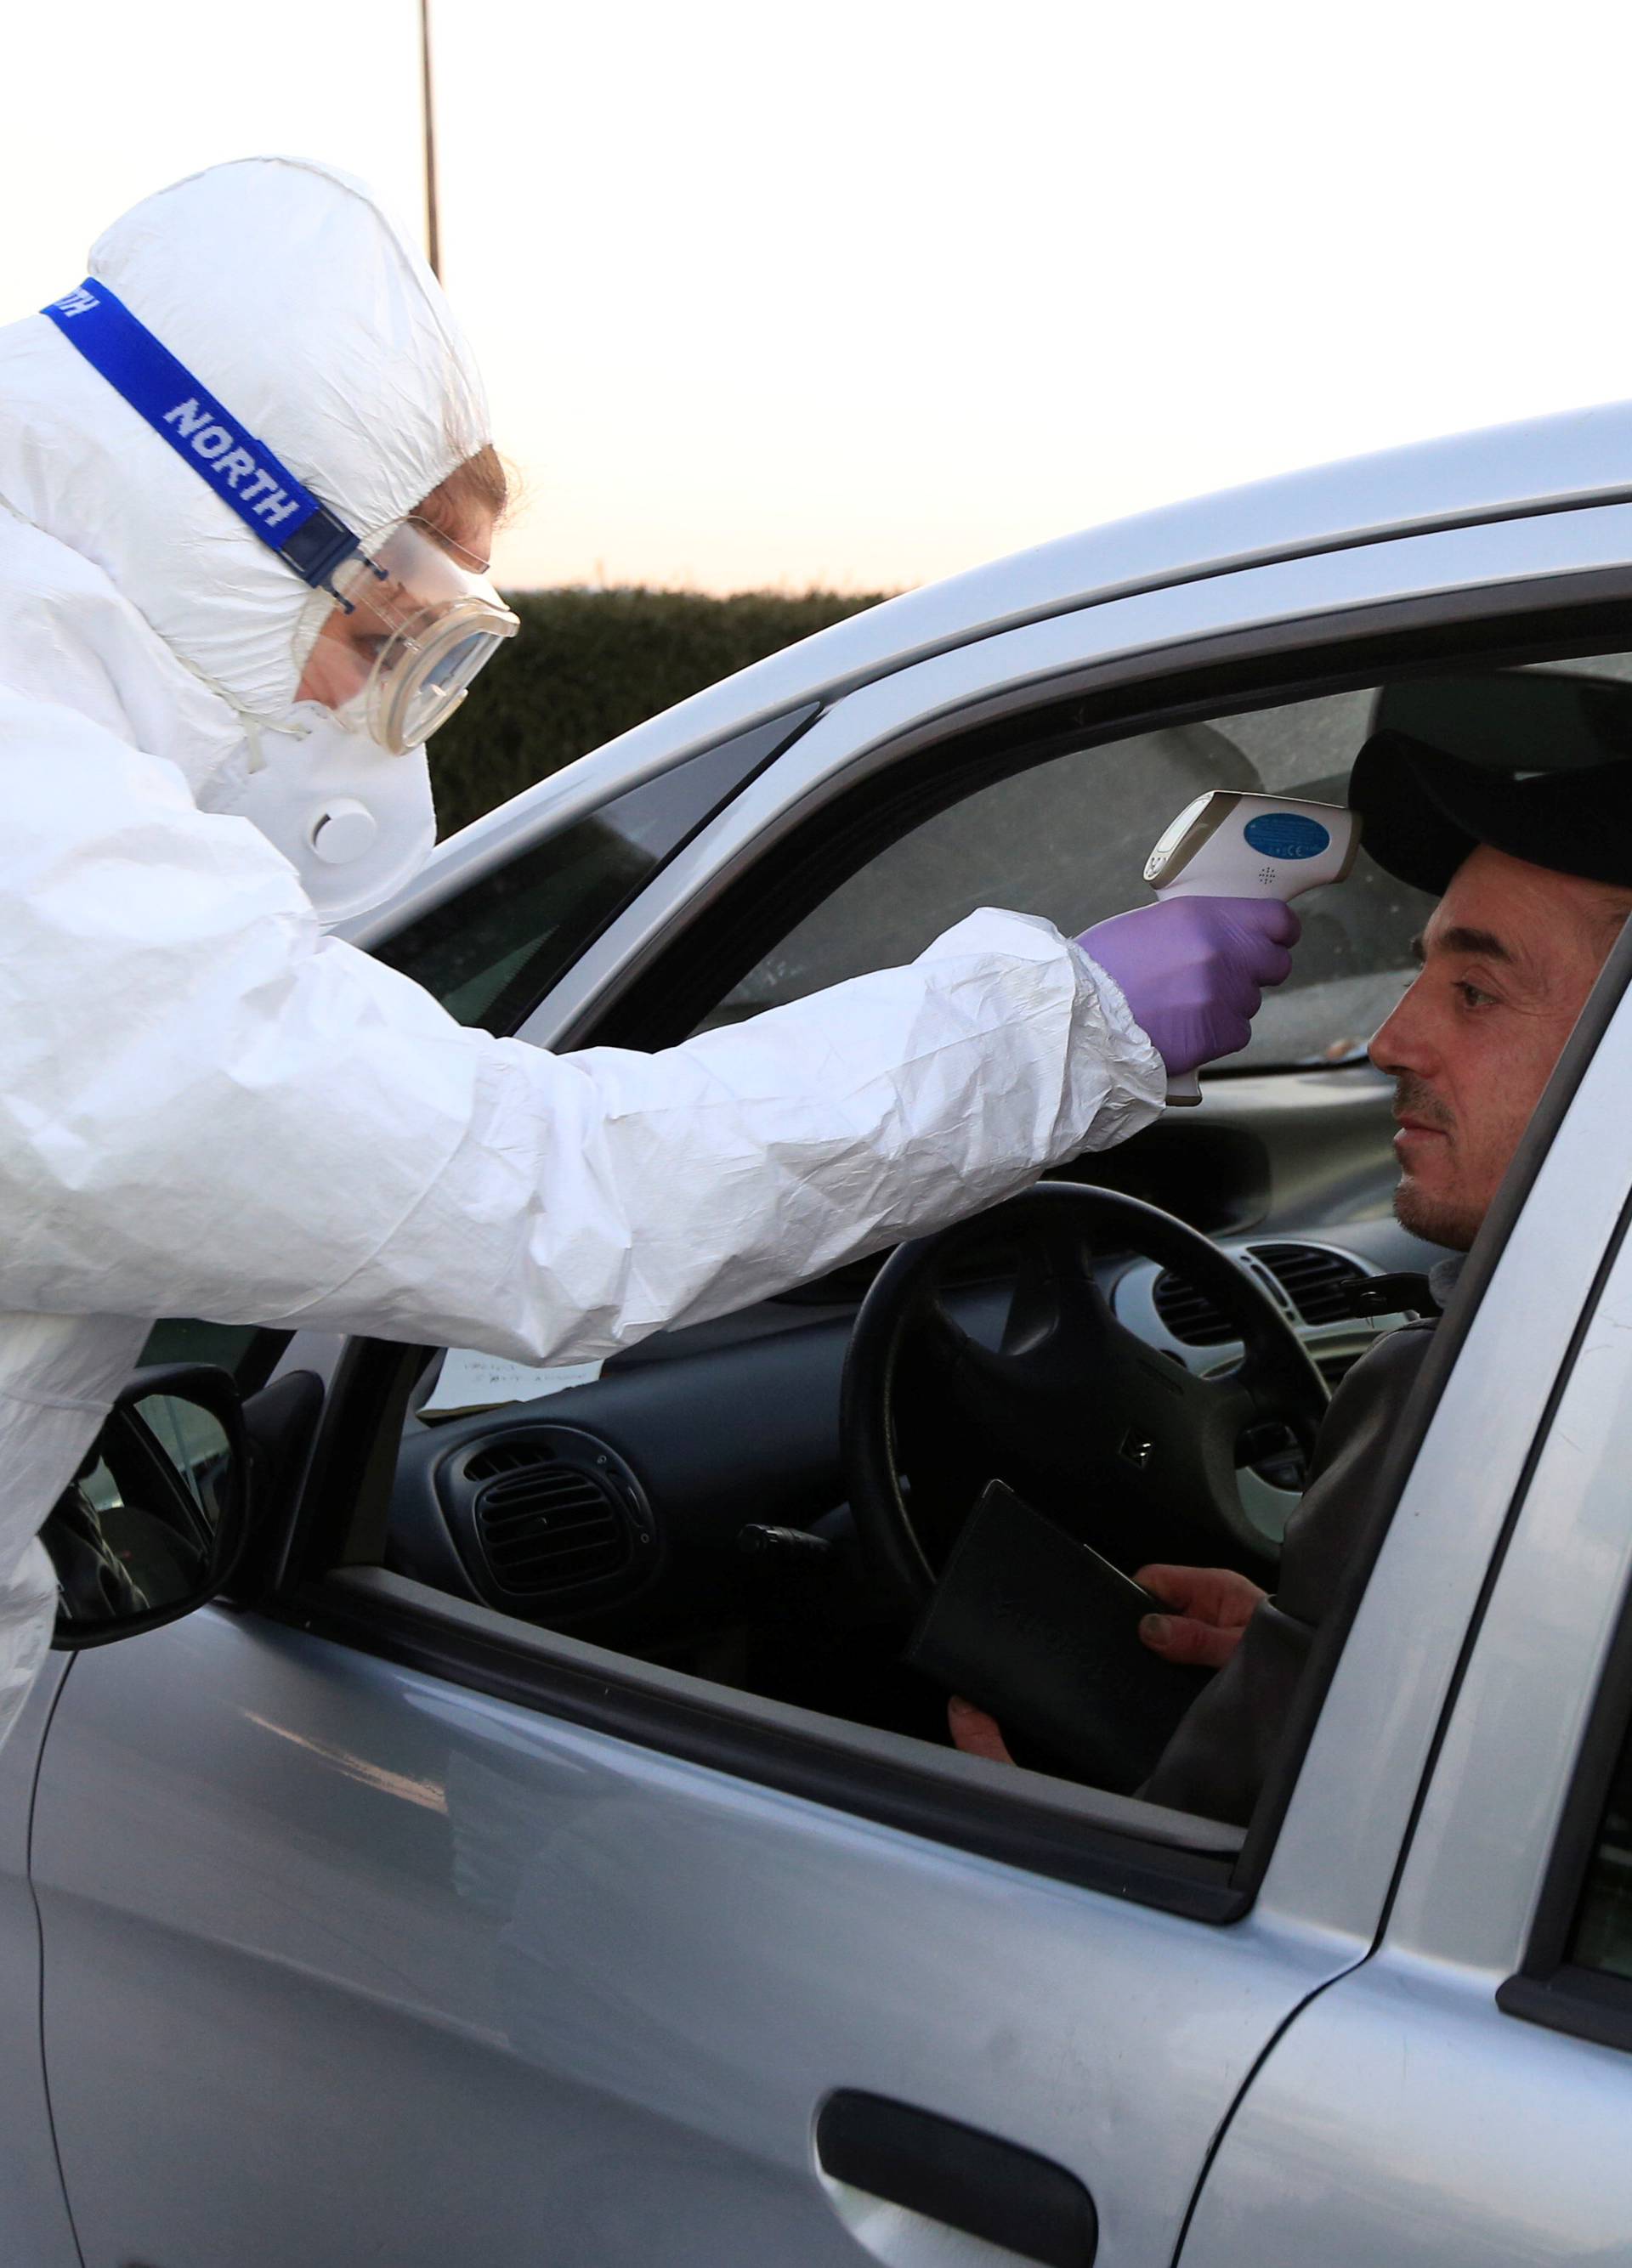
top-left (26, 507), bottom-right (1632, 2268)
top-left (1176, 985), bottom-right (1632, 2266)
top-left (0, 1656), bottom-right (80, 2268)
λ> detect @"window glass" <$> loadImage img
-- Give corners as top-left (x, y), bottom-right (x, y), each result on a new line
top-left (376, 717), bottom-right (802, 1033)
top-left (139, 1319), bottom-right (265, 1376)
top-left (377, 806), bottom-right (658, 1032)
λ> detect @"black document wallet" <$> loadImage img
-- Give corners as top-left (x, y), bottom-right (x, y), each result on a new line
top-left (905, 1479), bottom-right (1214, 1790)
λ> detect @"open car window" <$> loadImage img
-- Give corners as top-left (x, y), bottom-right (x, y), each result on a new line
top-left (694, 688), bottom-right (1434, 1070)
top-left (692, 651), bottom-right (1632, 1073)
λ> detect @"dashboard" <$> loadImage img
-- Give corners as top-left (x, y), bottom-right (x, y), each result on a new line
top-left (385, 1065), bottom-right (1449, 1654)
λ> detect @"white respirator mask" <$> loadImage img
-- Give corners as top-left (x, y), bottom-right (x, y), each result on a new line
top-left (201, 707), bottom-right (439, 925)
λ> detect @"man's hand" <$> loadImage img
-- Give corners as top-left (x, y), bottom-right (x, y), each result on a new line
top-left (946, 1564), bottom-right (1267, 1766)
top-left (1134, 1564), bottom-right (1266, 1669)
top-left (947, 1694), bottom-right (1014, 1763)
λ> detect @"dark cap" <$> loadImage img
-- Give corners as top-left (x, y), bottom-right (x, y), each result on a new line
top-left (1350, 670), bottom-right (1632, 896)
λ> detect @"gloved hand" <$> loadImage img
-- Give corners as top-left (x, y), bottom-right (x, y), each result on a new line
top-left (1078, 897), bottom-right (1300, 1076)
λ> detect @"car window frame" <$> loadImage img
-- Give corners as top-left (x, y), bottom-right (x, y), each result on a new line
top-left (253, 569), bottom-right (1632, 1928)
top-left (1497, 1606), bottom-right (1632, 2050)
top-left (1496, 1294), bottom-right (1632, 2053)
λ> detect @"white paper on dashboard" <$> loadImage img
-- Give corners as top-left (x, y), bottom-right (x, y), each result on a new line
top-left (420, 1348), bottom-right (606, 1417)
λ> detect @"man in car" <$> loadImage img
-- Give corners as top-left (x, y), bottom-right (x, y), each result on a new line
top-left (952, 707), bottom-right (1632, 1824)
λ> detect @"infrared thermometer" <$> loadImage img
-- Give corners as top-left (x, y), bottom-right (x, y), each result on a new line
top-left (1143, 791), bottom-right (1360, 1104)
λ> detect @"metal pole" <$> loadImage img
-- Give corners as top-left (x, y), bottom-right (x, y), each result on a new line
top-left (420, 0), bottom-right (441, 279)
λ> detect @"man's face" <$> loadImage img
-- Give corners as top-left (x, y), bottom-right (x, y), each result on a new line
top-left (1368, 846), bottom-right (1631, 1250)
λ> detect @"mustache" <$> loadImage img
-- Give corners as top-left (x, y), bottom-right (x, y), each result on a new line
top-left (1393, 1074), bottom-right (1454, 1132)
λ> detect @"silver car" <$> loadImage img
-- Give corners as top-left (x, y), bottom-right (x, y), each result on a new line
top-left (8, 407), bottom-right (1632, 2268)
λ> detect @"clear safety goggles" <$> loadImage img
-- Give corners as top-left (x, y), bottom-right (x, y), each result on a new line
top-left (308, 519), bottom-right (520, 754)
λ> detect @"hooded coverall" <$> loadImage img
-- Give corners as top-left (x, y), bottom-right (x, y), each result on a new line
top-left (0, 157), bottom-right (1165, 1748)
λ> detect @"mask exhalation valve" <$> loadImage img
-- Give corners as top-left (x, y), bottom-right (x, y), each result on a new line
top-left (309, 799), bottom-right (379, 866)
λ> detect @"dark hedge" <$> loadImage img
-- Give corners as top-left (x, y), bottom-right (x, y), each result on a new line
top-left (430, 585), bottom-right (892, 834)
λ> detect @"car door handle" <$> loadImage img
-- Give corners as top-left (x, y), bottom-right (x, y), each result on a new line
top-left (815, 2090), bottom-right (1097, 2267)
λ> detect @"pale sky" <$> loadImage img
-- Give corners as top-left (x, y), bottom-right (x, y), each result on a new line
top-left (6, 2), bottom-right (1631, 593)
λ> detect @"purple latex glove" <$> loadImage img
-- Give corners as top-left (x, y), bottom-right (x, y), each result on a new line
top-left (1079, 897), bottom-right (1301, 1075)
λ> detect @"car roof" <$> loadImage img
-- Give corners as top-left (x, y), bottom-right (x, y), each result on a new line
top-left (360, 397), bottom-right (1632, 937)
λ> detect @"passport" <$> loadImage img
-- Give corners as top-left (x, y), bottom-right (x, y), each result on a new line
top-left (906, 1479), bottom-right (1214, 1791)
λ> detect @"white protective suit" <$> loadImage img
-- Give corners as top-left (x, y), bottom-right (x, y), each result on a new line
top-left (0, 156), bottom-right (1164, 1748)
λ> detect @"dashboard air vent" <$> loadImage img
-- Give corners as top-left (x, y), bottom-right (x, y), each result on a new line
top-left (1250, 1243), bottom-right (1363, 1326)
top-left (466, 1441), bottom-right (552, 1481)
top-left (470, 1446), bottom-right (632, 1597)
top-left (1152, 1272), bottom-right (1237, 1347)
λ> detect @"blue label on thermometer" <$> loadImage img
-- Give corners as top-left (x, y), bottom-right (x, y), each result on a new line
top-left (1243, 812), bottom-right (1331, 860)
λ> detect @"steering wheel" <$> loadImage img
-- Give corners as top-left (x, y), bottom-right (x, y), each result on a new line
top-left (840, 1183), bottom-right (1329, 1615)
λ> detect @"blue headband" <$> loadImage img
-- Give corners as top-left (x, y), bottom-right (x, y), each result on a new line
top-left (43, 279), bottom-right (361, 595)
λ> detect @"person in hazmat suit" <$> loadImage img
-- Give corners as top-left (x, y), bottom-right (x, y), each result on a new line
top-left (0, 156), bottom-right (1299, 1750)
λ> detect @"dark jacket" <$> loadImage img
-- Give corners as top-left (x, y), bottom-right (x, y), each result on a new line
top-left (1139, 1279), bottom-right (1455, 1827)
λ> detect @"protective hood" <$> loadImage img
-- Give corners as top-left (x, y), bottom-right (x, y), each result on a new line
top-left (0, 155), bottom-right (490, 738)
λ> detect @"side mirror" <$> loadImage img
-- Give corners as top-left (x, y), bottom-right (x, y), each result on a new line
top-left (44, 1364), bottom-right (252, 1650)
